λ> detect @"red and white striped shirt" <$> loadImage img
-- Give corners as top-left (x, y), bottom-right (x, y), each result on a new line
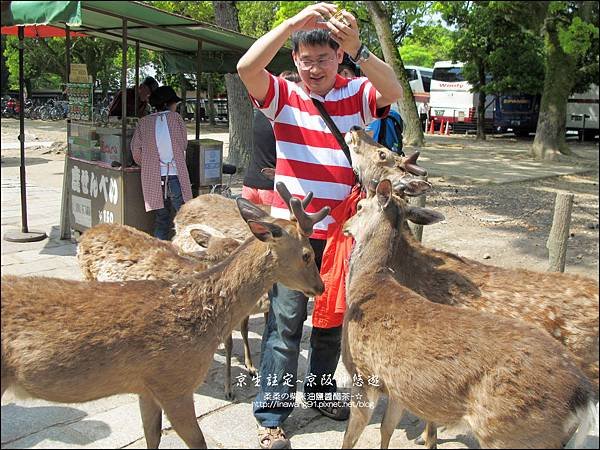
top-left (251, 73), bottom-right (388, 240)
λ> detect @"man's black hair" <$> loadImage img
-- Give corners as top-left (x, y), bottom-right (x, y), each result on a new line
top-left (142, 76), bottom-right (159, 93)
top-left (291, 29), bottom-right (339, 52)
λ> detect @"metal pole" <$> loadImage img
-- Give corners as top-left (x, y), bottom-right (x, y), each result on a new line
top-left (59, 25), bottom-right (72, 239)
top-left (4, 26), bottom-right (46, 242)
top-left (18, 26), bottom-right (28, 233)
top-left (135, 40), bottom-right (139, 114)
top-left (196, 40), bottom-right (202, 140)
top-left (122, 19), bottom-right (127, 162)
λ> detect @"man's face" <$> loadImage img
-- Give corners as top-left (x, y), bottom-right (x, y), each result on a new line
top-left (138, 84), bottom-right (151, 102)
top-left (293, 43), bottom-right (344, 96)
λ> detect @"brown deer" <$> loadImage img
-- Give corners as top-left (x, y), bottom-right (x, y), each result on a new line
top-left (76, 222), bottom-right (264, 400)
top-left (341, 179), bottom-right (597, 449)
top-left (1, 185), bottom-right (329, 449)
top-left (346, 128), bottom-right (600, 447)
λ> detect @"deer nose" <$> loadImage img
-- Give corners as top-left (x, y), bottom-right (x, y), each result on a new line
top-left (350, 125), bottom-right (362, 132)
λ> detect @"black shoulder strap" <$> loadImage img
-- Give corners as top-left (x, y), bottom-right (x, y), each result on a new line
top-left (312, 98), bottom-right (352, 166)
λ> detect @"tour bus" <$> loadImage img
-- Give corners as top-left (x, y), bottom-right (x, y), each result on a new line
top-left (566, 84), bottom-right (599, 140)
top-left (429, 61), bottom-right (495, 132)
top-left (493, 94), bottom-right (541, 137)
top-left (405, 65), bottom-right (433, 107)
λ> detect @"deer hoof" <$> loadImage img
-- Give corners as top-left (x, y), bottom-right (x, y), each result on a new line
top-left (224, 390), bottom-right (234, 401)
top-left (246, 366), bottom-right (258, 377)
top-left (414, 436), bottom-right (425, 446)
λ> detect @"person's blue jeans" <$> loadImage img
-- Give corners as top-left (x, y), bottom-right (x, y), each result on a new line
top-left (154, 175), bottom-right (184, 241)
top-left (253, 239), bottom-right (343, 428)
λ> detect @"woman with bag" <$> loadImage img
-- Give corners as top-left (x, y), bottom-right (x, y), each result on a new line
top-left (131, 86), bottom-right (193, 240)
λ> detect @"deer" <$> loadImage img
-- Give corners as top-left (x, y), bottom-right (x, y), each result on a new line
top-left (76, 222), bottom-right (264, 401)
top-left (1, 184), bottom-right (329, 449)
top-left (346, 127), bottom-right (600, 448)
top-left (340, 179), bottom-right (598, 449)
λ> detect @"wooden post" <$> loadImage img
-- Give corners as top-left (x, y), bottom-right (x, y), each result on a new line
top-left (195, 40), bottom-right (202, 140)
top-left (546, 192), bottom-right (574, 272)
top-left (409, 194), bottom-right (427, 242)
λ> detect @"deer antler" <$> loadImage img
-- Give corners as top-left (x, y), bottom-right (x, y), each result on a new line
top-left (276, 182), bottom-right (330, 236)
top-left (403, 151), bottom-right (428, 177)
top-left (276, 182), bottom-right (313, 210)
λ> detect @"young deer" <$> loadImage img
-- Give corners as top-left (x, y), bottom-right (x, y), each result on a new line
top-left (341, 179), bottom-right (597, 449)
top-left (1, 185), bottom-right (329, 449)
top-left (76, 222), bottom-right (263, 400)
top-left (347, 128), bottom-right (600, 447)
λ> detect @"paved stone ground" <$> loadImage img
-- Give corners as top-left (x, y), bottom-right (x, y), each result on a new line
top-left (1, 126), bottom-right (598, 449)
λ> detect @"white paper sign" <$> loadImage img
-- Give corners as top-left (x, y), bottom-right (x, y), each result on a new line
top-left (72, 195), bottom-right (92, 227)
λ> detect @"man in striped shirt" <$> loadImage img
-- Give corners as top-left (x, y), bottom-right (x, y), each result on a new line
top-left (237, 3), bottom-right (402, 448)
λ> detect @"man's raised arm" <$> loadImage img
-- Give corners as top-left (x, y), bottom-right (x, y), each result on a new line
top-left (236, 3), bottom-right (336, 104)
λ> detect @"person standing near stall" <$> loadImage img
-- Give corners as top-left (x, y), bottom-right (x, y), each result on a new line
top-left (237, 3), bottom-right (403, 448)
top-left (109, 76), bottom-right (159, 118)
top-left (131, 86), bottom-right (193, 240)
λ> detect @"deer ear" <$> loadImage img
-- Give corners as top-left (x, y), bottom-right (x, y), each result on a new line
top-left (236, 198), bottom-right (270, 222)
top-left (189, 228), bottom-right (211, 247)
top-left (406, 207), bottom-right (445, 225)
top-left (247, 220), bottom-right (283, 242)
top-left (376, 179), bottom-right (393, 209)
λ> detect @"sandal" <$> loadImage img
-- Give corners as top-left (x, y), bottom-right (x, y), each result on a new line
top-left (257, 425), bottom-right (291, 449)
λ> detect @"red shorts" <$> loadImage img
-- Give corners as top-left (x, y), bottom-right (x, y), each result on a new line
top-left (241, 186), bottom-right (275, 207)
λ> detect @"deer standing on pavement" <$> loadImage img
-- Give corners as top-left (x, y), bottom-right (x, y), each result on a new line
top-left (341, 179), bottom-right (597, 449)
top-left (1, 186), bottom-right (329, 449)
top-left (76, 222), bottom-right (264, 400)
top-left (346, 128), bottom-right (600, 447)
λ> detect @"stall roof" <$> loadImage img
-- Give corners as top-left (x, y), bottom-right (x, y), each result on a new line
top-left (1, 1), bottom-right (293, 73)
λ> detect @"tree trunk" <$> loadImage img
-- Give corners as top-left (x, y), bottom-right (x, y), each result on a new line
top-left (213, 0), bottom-right (253, 169)
top-left (531, 17), bottom-right (575, 160)
top-left (366, 1), bottom-right (424, 148)
top-left (476, 62), bottom-right (486, 141)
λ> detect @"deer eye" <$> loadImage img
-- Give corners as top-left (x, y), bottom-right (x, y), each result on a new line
top-left (379, 151), bottom-right (387, 160)
top-left (356, 203), bottom-right (363, 211)
top-left (303, 252), bottom-right (311, 263)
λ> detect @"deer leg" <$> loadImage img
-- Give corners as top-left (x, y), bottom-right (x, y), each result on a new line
top-left (342, 386), bottom-right (379, 449)
top-left (415, 421), bottom-right (437, 449)
top-left (380, 398), bottom-right (404, 449)
top-left (241, 316), bottom-right (257, 376)
top-left (160, 395), bottom-right (207, 449)
top-left (139, 394), bottom-right (163, 449)
top-left (224, 334), bottom-right (233, 400)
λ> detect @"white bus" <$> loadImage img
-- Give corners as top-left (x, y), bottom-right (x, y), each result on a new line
top-left (405, 65), bottom-right (433, 107)
top-left (429, 61), bottom-right (494, 131)
top-left (566, 84), bottom-right (599, 139)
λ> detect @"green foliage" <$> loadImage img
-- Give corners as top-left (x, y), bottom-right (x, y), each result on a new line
top-left (400, 24), bottom-right (455, 67)
top-left (439, 1), bottom-right (545, 95)
top-left (237, 1), bottom-right (278, 38)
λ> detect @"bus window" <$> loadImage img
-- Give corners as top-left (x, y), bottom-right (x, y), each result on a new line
top-left (422, 72), bottom-right (432, 92)
top-left (432, 67), bottom-right (465, 82)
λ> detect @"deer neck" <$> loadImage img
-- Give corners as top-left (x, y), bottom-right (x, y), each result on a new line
top-left (348, 208), bottom-right (399, 302)
top-left (179, 238), bottom-right (278, 343)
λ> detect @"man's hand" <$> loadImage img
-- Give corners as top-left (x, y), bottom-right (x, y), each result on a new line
top-left (326, 10), bottom-right (361, 60)
top-left (287, 3), bottom-right (338, 33)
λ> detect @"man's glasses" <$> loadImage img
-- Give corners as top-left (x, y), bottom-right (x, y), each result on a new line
top-left (295, 57), bottom-right (337, 71)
